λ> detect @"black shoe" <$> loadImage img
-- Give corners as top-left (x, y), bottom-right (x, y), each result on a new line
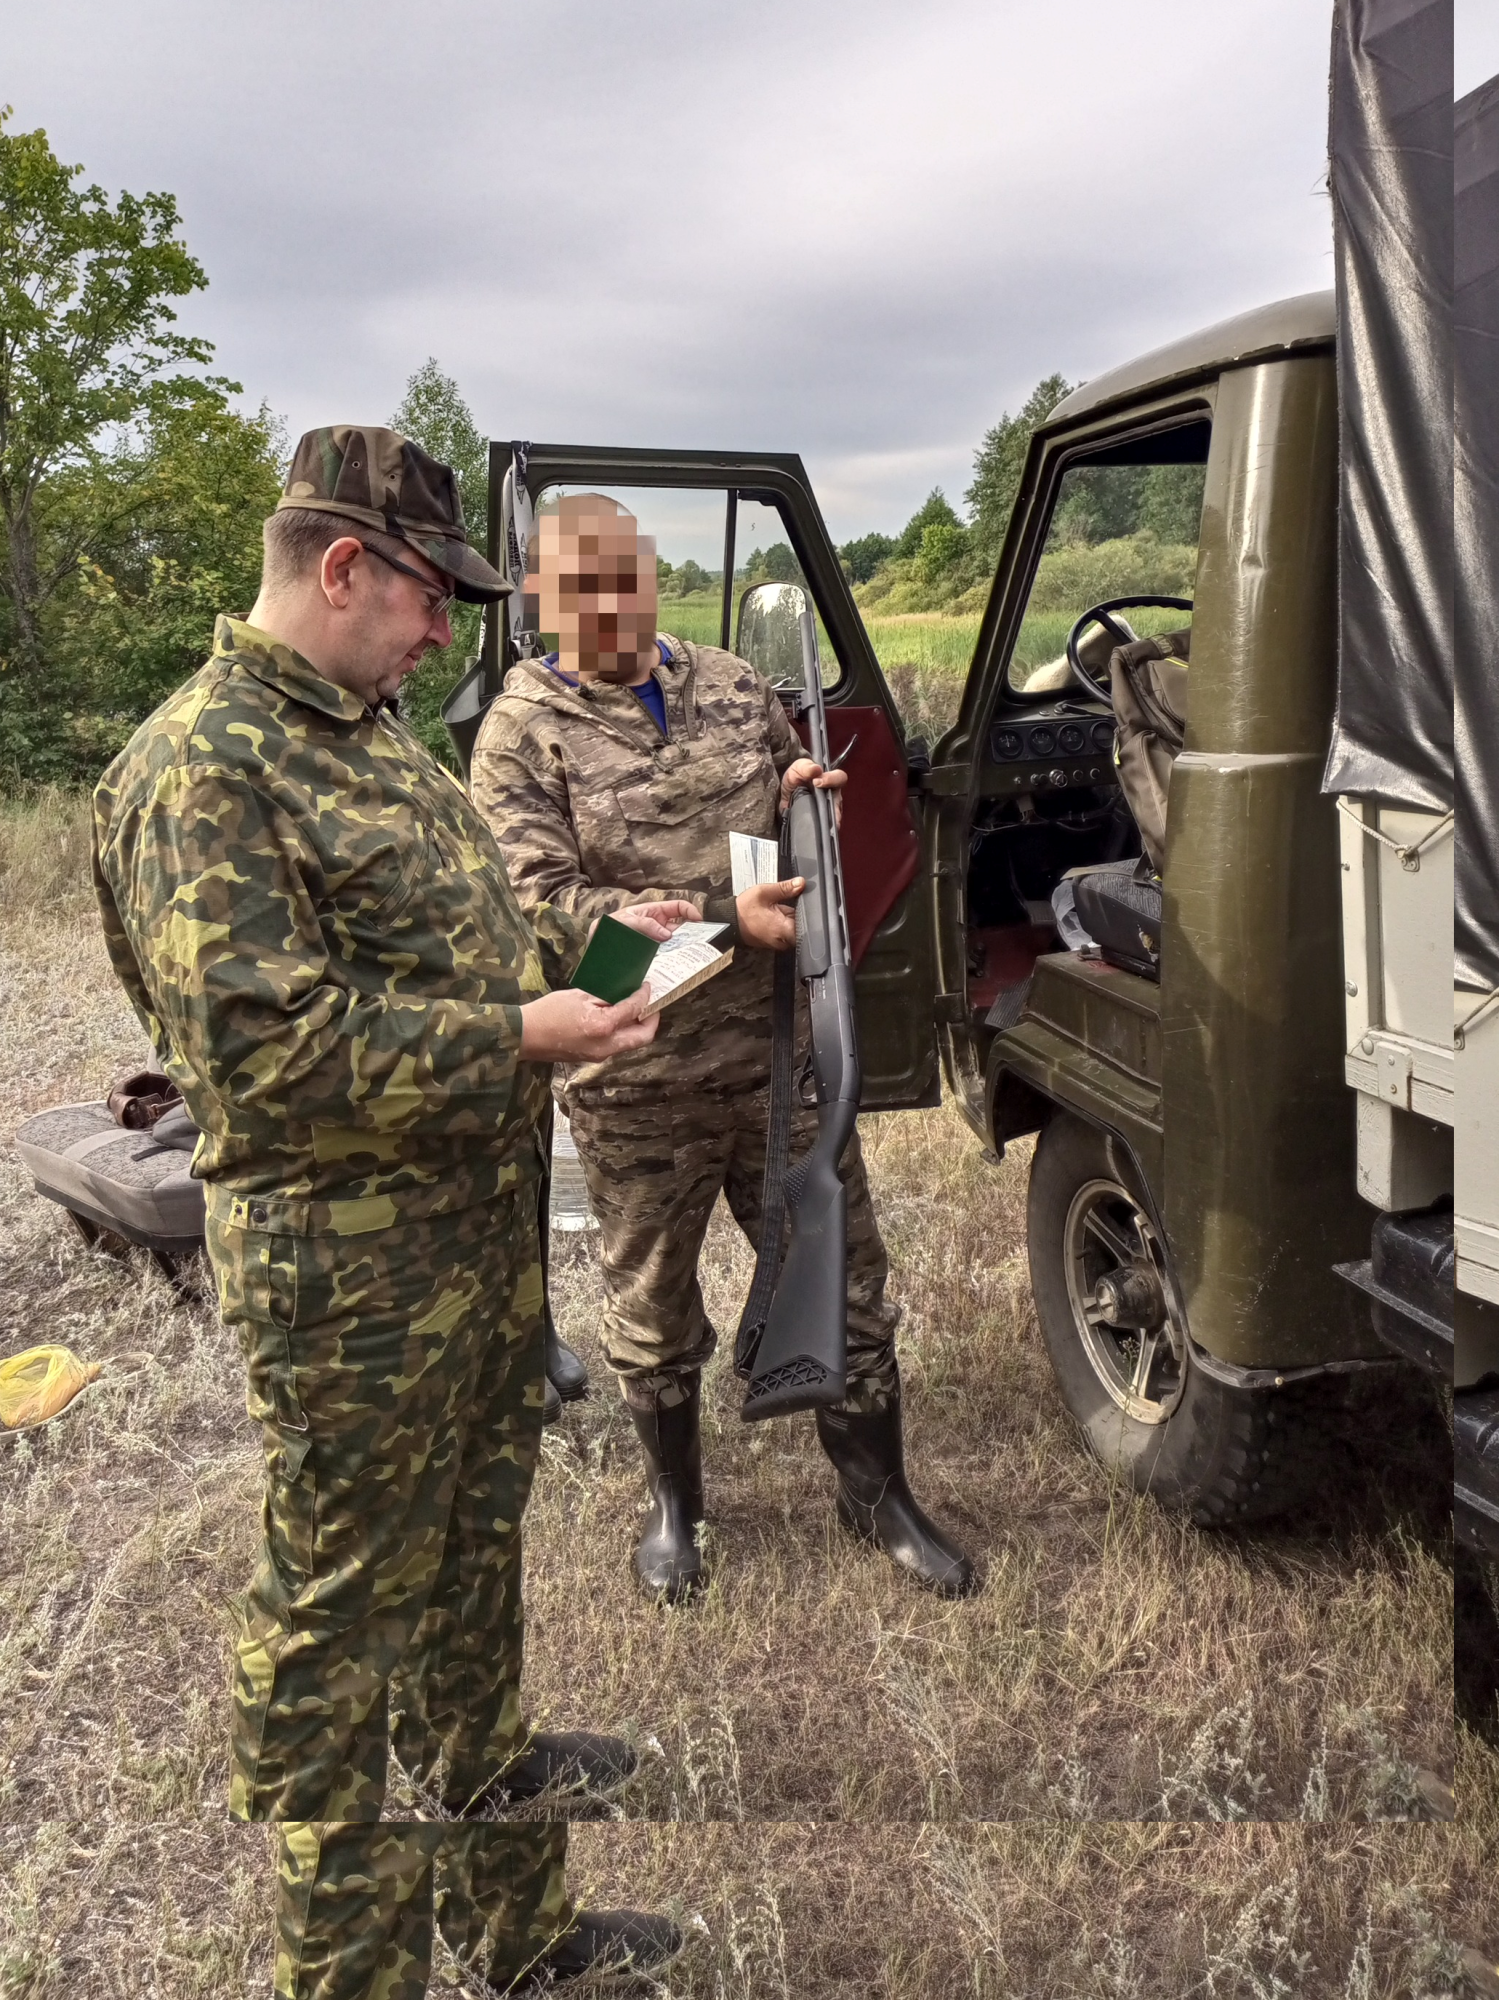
top-left (458, 1731), bottom-right (639, 1813)
top-left (816, 1396), bottom-right (978, 1598)
top-left (513, 1909), bottom-right (685, 1992)
top-left (546, 1318), bottom-right (590, 1401)
top-left (627, 1378), bottom-right (705, 1602)
top-left (543, 1374), bottom-right (563, 1426)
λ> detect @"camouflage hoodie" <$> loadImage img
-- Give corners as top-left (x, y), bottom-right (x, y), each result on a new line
top-left (470, 633), bottom-right (802, 1096)
top-left (92, 616), bottom-right (586, 1235)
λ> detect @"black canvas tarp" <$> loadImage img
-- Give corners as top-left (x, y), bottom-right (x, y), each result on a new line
top-left (1455, 74), bottom-right (1499, 989)
top-left (1322, 0), bottom-right (1454, 812)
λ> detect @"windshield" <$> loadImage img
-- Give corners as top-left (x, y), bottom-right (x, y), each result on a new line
top-left (1006, 419), bottom-right (1210, 696)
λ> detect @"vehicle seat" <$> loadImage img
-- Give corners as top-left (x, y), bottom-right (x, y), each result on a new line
top-left (1057, 629), bottom-right (1189, 980)
top-left (1070, 856), bottom-right (1163, 978)
top-left (14, 1099), bottom-right (205, 1251)
top-left (1109, 629), bottom-right (1189, 870)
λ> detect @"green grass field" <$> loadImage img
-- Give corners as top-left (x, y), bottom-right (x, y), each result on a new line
top-left (656, 595), bottom-right (981, 681)
top-left (652, 595), bottom-right (727, 650)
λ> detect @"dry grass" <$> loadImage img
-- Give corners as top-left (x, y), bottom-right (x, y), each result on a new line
top-left (1, 1820), bottom-right (1490, 1999)
top-left (0, 791), bottom-right (1490, 1997)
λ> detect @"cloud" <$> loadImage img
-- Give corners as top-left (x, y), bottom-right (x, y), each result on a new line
top-left (7, 0), bottom-right (1335, 538)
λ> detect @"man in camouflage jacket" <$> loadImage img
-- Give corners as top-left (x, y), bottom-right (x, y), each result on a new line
top-left (93, 432), bottom-right (684, 1998)
top-left (471, 492), bottom-right (975, 1605)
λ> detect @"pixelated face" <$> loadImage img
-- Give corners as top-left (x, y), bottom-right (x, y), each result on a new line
top-left (533, 501), bottom-right (658, 682)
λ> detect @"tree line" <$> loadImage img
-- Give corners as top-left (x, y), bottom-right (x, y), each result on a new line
top-left (837, 379), bottom-right (1204, 617)
top-left (0, 114), bottom-right (1119, 783)
top-left (657, 542), bottom-right (805, 599)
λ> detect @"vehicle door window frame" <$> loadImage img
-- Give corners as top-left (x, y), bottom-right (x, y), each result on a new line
top-left (480, 444), bottom-right (909, 738)
top-left (945, 390), bottom-right (1218, 767)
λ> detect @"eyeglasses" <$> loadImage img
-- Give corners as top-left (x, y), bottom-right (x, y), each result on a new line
top-left (359, 541), bottom-right (456, 622)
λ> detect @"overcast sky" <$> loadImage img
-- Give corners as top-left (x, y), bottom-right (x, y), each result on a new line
top-left (9, 1), bottom-right (1492, 552)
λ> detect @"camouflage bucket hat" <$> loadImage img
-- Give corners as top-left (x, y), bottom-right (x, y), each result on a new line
top-left (278, 426), bottom-right (509, 604)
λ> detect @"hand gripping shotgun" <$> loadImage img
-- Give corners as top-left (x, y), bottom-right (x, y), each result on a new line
top-left (736, 606), bottom-right (861, 1420)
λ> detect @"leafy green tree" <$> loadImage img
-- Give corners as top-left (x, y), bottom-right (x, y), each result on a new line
top-left (1047, 462), bottom-right (1207, 550)
top-left (894, 489), bottom-right (961, 561)
top-left (387, 360), bottom-right (491, 764)
top-left (964, 375), bottom-right (1072, 566)
top-left (0, 109), bottom-right (234, 769)
top-left (390, 357), bottom-right (488, 551)
top-left (760, 542), bottom-right (800, 583)
top-left (1138, 462), bottom-right (1206, 545)
top-left (838, 531), bottom-right (895, 584)
top-left (917, 518), bottom-right (968, 585)
top-left (665, 557), bottom-right (713, 596)
top-left (46, 397), bottom-right (283, 770)
top-left (1049, 465), bottom-right (1141, 546)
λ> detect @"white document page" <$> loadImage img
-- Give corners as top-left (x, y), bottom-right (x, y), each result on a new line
top-left (659, 921), bottom-right (728, 947)
top-left (730, 832), bottom-right (781, 895)
top-left (645, 923), bottom-right (731, 1009)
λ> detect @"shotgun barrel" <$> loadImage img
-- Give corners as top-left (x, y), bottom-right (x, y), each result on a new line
top-left (741, 607), bottom-right (861, 1420)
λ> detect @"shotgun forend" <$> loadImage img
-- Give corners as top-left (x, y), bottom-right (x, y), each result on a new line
top-left (741, 609), bottom-right (862, 1421)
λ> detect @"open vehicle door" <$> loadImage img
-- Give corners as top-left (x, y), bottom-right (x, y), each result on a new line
top-left (444, 443), bottom-right (941, 1109)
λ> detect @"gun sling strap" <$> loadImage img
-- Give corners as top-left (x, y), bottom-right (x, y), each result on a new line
top-left (734, 820), bottom-right (798, 1378)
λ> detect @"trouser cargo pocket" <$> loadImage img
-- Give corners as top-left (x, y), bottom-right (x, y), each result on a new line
top-left (211, 1224), bottom-right (314, 1580)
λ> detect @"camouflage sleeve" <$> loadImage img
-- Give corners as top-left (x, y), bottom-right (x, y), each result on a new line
top-left (470, 732), bottom-right (697, 920)
top-left (529, 902), bottom-right (589, 990)
top-left (93, 842), bottom-right (174, 1056)
top-left (99, 765), bottom-right (530, 1134)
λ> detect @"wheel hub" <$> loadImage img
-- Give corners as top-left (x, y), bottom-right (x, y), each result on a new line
top-left (1062, 1177), bottom-right (1187, 1425)
top-left (1092, 1262), bottom-right (1166, 1331)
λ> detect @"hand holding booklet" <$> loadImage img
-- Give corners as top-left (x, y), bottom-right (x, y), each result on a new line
top-left (571, 915), bottom-right (732, 1015)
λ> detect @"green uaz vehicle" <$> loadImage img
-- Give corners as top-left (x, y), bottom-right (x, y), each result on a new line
top-left (446, 1), bottom-right (1490, 1541)
top-left (448, 291), bottom-right (1385, 1527)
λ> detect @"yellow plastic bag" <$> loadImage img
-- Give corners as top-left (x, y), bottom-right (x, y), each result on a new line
top-left (0, 1345), bottom-right (102, 1430)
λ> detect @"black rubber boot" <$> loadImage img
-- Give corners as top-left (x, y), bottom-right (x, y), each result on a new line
top-left (458, 1730), bottom-right (639, 1814)
top-left (816, 1396), bottom-right (978, 1597)
top-left (542, 1373), bottom-right (563, 1426)
top-left (546, 1317), bottom-right (590, 1401)
top-left (627, 1378), bottom-right (705, 1602)
top-left (512, 1909), bottom-right (685, 1992)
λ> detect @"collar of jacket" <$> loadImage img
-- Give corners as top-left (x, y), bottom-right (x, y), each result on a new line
top-left (509, 632), bottom-right (698, 738)
top-left (213, 614), bottom-right (370, 725)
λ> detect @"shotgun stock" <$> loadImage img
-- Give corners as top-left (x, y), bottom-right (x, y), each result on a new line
top-left (741, 607), bottom-right (861, 1420)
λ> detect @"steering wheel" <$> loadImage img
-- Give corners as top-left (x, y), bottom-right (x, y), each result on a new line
top-left (1065, 596), bottom-right (1194, 705)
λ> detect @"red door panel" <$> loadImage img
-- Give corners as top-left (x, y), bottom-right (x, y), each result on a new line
top-left (793, 704), bottom-right (919, 968)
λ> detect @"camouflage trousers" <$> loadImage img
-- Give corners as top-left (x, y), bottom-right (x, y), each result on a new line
top-left (275, 1822), bottom-right (571, 2000)
top-left (208, 1186), bottom-right (548, 1821)
top-left (565, 1084), bottom-right (899, 1411)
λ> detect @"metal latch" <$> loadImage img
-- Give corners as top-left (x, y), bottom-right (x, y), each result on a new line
top-left (919, 764), bottom-right (970, 797)
top-left (1376, 1042), bottom-right (1413, 1108)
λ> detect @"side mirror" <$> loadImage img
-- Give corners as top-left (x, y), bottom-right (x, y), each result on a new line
top-left (441, 653), bottom-right (492, 779)
top-left (735, 580), bottom-right (809, 684)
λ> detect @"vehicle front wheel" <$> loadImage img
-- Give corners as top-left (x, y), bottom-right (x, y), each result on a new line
top-left (1027, 1112), bottom-right (1337, 1525)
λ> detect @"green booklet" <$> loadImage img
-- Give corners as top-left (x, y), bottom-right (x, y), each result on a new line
top-left (570, 914), bottom-right (659, 1004)
top-left (572, 915), bottom-right (731, 1013)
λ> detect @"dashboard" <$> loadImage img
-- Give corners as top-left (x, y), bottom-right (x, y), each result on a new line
top-left (985, 705), bottom-right (1117, 794)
